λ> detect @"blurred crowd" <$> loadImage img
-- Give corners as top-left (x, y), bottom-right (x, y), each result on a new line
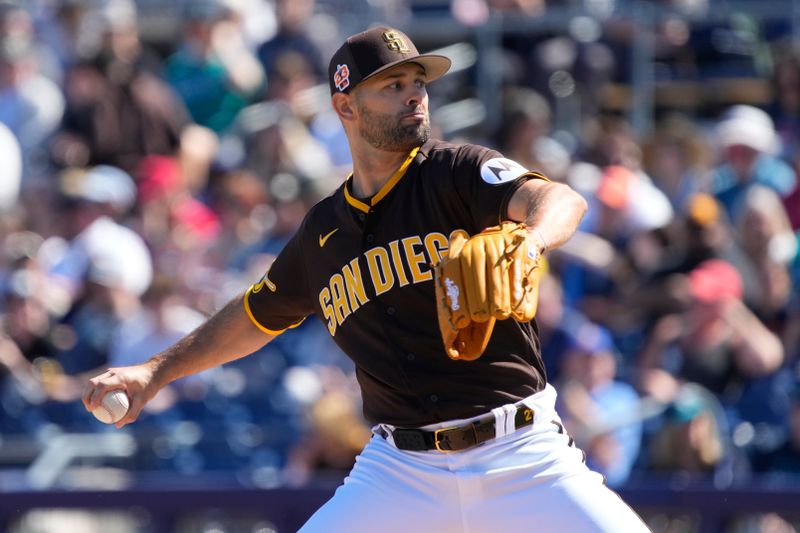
top-left (0, 0), bottom-right (798, 496)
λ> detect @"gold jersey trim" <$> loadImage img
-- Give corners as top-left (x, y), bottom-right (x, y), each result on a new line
top-left (344, 181), bottom-right (369, 213)
top-left (529, 171), bottom-right (550, 182)
top-left (243, 286), bottom-right (306, 335)
top-left (344, 147), bottom-right (420, 213)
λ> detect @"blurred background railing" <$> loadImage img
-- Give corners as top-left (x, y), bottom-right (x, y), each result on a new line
top-left (1, 482), bottom-right (800, 533)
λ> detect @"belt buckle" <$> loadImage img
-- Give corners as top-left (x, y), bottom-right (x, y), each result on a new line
top-left (434, 423), bottom-right (480, 453)
top-left (434, 426), bottom-right (457, 453)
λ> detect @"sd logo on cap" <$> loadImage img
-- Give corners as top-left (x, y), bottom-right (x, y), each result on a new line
top-left (327, 26), bottom-right (451, 95)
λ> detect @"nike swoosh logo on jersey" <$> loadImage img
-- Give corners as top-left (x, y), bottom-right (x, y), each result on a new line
top-left (319, 228), bottom-right (339, 247)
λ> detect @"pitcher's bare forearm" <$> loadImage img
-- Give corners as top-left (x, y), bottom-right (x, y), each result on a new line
top-left (148, 293), bottom-right (275, 389)
top-left (507, 179), bottom-right (587, 253)
top-left (83, 293), bottom-right (276, 426)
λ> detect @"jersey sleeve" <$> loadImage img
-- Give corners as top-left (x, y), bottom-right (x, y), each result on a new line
top-left (244, 229), bottom-right (314, 335)
top-left (451, 144), bottom-right (548, 231)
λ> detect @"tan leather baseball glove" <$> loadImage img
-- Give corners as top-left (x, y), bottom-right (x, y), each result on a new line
top-left (434, 221), bottom-right (543, 361)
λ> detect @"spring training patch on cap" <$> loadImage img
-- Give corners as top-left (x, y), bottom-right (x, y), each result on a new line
top-left (334, 64), bottom-right (351, 92)
top-left (480, 158), bottom-right (528, 185)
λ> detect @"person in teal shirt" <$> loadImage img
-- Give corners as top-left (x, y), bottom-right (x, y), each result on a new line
top-left (165, 4), bottom-right (265, 133)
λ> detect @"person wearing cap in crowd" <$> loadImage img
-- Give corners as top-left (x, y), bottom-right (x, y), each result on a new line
top-left (648, 383), bottom-right (727, 474)
top-left (37, 165), bottom-right (153, 401)
top-left (554, 163), bottom-right (673, 327)
top-left (711, 105), bottom-right (797, 221)
top-left (641, 114), bottom-right (712, 212)
top-left (637, 259), bottom-right (784, 410)
top-left (47, 164), bottom-right (153, 305)
top-left (83, 26), bottom-right (650, 531)
top-left (637, 193), bottom-right (761, 317)
top-left (590, 165), bottom-right (673, 239)
top-left (556, 322), bottom-right (644, 487)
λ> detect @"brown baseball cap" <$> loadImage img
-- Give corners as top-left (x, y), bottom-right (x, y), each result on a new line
top-left (328, 26), bottom-right (451, 95)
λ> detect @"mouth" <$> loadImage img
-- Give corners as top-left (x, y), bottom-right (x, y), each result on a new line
top-left (401, 111), bottom-right (427, 122)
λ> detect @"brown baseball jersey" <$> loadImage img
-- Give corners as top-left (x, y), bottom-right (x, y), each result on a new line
top-left (245, 139), bottom-right (548, 426)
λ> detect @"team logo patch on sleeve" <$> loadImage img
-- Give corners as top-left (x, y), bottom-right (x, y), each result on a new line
top-left (480, 158), bottom-right (528, 185)
top-left (334, 64), bottom-right (350, 92)
top-left (251, 270), bottom-right (277, 293)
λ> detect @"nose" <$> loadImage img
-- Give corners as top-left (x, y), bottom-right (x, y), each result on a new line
top-left (406, 85), bottom-right (425, 108)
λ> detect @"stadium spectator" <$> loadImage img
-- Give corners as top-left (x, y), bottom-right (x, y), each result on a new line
top-left (0, 231), bottom-right (51, 404)
top-left (641, 113), bottom-right (712, 210)
top-left (711, 105), bottom-right (798, 223)
top-left (648, 384), bottom-right (727, 475)
top-left (44, 257), bottom-right (146, 401)
top-left (105, 275), bottom-right (209, 416)
top-left (494, 87), bottom-right (571, 181)
top-left (733, 185), bottom-right (797, 322)
top-left (284, 375), bottom-right (370, 487)
top-left (559, 164), bottom-right (672, 331)
top-left (22, 166), bottom-right (150, 406)
top-left (657, 193), bottom-right (749, 275)
top-left (136, 154), bottom-right (221, 256)
top-left (584, 164), bottom-right (673, 240)
top-left (256, 0), bottom-right (324, 83)
top-left (636, 259), bottom-right (784, 412)
top-left (205, 167), bottom-right (274, 271)
top-left (229, 172), bottom-right (324, 274)
top-left (770, 41), bottom-right (800, 166)
top-left (752, 383), bottom-right (800, 474)
top-left (110, 275), bottom-right (205, 370)
top-left (535, 272), bottom-right (590, 383)
top-left (0, 231), bottom-right (50, 360)
top-left (51, 1), bottom-right (189, 174)
top-left (46, 165), bottom-right (152, 308)
top-left (769, 43), bottom-right (800, 231)
top-left (164, 2), bottom-right (265, 133)
top-left (0, 4), bottom-right (64, 177)
top-left (264, 48), bottom-right (320, 110)
top-left (641, 193), bottom-right (760, 313)
top-left (556, 322), bottom-right (643, 487)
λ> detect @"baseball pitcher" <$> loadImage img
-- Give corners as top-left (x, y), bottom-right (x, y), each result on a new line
top-left (85, 26), bottom-right (650, 532)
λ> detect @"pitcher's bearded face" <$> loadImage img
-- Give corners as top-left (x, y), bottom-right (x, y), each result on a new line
top-left (355, 98), bottom-right (430, 152)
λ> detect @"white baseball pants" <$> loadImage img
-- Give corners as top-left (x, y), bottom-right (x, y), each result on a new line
top-left (299, 384), bottom-right (651, 533)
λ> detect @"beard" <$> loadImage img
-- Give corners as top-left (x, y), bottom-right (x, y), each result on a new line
top-left (356, 102), bottom-right (431, 152)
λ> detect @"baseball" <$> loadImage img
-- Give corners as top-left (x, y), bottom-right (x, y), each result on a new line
top-left (92, 390), bottom-right (130, 424)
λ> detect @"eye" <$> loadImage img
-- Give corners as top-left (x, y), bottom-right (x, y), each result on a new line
top-left (415, 79), bottom-right (427, 88)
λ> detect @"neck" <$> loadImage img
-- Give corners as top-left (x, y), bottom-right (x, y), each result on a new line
top-left (349, 142), bottom-right (415, 198)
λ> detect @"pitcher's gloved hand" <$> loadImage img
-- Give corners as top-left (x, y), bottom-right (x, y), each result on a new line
top-left (434, 221), bottom-right (544, 361)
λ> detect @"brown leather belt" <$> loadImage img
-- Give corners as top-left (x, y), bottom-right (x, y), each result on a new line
top-left (388, 405), bottom-right (535, 453)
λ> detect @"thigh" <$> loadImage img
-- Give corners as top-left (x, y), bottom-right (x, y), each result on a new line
top-left (468, 430), bottom-right (650, 533)
top-left (299, 436), bottom-right (463, 533)
top-left (532, 473), bottom-right (650, 533)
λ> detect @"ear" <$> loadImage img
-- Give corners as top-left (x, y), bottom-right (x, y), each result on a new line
top-left (332, 92), bottom-right (356, 122)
